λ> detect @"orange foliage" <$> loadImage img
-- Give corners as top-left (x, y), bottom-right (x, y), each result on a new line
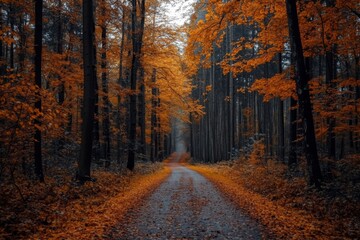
top-left (249, 73), bottom-right (296, 101)
top-left (185, 0), bottom-right (359, 101)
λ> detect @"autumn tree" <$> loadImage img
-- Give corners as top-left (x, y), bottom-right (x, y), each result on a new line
top-left (78, 0), bottom-right (97, 181)
top-left (285, 0), bottom-right (322, 187)
top-left (100, 0), bottom-right (111, 163)
top-left (185, 0), bottom-right (358, 186)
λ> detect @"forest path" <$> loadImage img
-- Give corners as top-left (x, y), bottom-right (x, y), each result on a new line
top-left (107, 164), bottom-right (263, 239)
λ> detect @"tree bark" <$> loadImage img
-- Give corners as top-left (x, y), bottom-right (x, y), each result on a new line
top-left (57, 0), bottom-right (64, 105)
top-left (128, 0), bottom-right (138, 170)
top-left (150, 68), bottom-right (157, 162)
top-left (278, 53), bottom-right (285, 161)
top-left (117, 9), bottom-right (126, 164)
top-left (137, 0), bottom-right (146, 157)
top-left (78, 0), bottom-right (97, 181)
top-left (286, 0), bottom-right (322, 187)
top-left (101, 2), bottom-right (111, 162)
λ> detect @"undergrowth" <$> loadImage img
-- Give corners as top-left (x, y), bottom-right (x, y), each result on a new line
top-left (190, 141), bottom-right (360, 239)
top-left (0, 162), bottom-right (169, 239)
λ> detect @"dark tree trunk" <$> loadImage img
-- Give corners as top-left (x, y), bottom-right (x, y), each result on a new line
top-left (101, 3), bottom-right (111, 162)
top-left (78, 0), bottom-right (97, 181)
top-left (150, 69), bottom-right (157, 162)
top-left (286, 0), bottom-right (322, 187)
top-left (128, 0), bottom-right (138, 170)
top-left (18, 12), bottom-right (26, 72)
top-left (57, 0), bottom-right (64, 105)
top-left (355, 56), bottom-right (360, 152)
top-left (325, 0), bottom-right (337, 159)
top-left (9, 4), bottom-right (14, 70)
top-left (127, 0), bottom-right (145, 170)
top-left (117, 10), bottom-right (126, 164)
top-left (93, 74), bottom-right (101, 163)
top-left (34, 0), bottom-right (44, 182)
top-left (278, 53), bottom-right (285, 161)
top-left (0, 7), bottom-right (5, 75)
top-left (138, 67), bottom-right (146, 156)
top-left (289, 97), bottom-right (298, 167)
top-left (137, 0), bottom-right (146, 157)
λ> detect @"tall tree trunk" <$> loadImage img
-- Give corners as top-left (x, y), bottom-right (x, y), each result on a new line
top-left (286, 0), bottom-right (322, 187)
top-left (355, 56), bottom-right (360, 152)
top-left (101, 3), bottom-right (111, 162)
top-left (289, 96), bottom-right (297, 167)
top-left (34, 0), bottom-right (44, 182)
top-left (117, 10), bottom-right (126, 164)
top-left (128, 0), bottom-right (138, 170)
top-left (57, 0), bottom-right (64, 104)
top-left (138, 67), bottom-right (146, 156)
top-left (78, 0), bottom-right (97, 181)
top-left (0, 7), bottom-right (5, 75)
top-left (150, 68), bottom-right (157, 162)
top-left (127, 0), bottom-right (145, 170)
top-left (9, 4), bottom-right (14, 70)
top-left (278, 53), bottom-right (285, 161)
top-left (56, 0), bottom-right (65, 152)
top-left (18, 13), bottom-right (26, 72)
top-left (137, 0), bottom-right (146, 157)
top-left (93, 75), bottom-right (101, 162)
top-left (156, 91), bottom-right (161, 160)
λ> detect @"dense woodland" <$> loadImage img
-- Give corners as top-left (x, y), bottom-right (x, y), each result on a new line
top-left (0, 0), bottom-right (203, 181)
top-left (186, 0), bottom-right (360, 185)
top-left (0, 0), bottom-right (359, 238)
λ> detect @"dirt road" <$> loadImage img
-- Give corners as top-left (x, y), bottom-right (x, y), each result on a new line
top-left (108, 164), bottom-right (263, 239)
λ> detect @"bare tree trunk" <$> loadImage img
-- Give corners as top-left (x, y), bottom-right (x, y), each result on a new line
top-left (289, 96), bottom-right (297, 167)
top-left (278, 53), bottom-right (285, 161)
top-left (93, 72), bottom-right (100, 163)
top-left (137, 0), bottom-right (146, 157)
top-left (127, 0), bottom-right (146, 170)
top-left (286, 0), bottom-right (322, 187)
top-left (117, 10), bottom-right (126, 164)
top-left (150, 69), bottom-right (157, 162)
top-left (138, 67), bottom-right (146, 156)
top-left (78, 0), bottom-right (97, 181)
top-left (101, 2), bottom-right (111, 163)
top-left (127, 0), bottom-right (138, 170)
top-left (0, 7), bottom-right (5, 75)
top-left (57, 0), bottom-right (64, 104)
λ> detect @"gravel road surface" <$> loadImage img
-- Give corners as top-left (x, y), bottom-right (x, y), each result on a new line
top-left (108, 164), bottom-right (263, 239)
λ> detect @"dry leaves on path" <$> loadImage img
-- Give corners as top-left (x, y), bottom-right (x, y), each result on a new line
top-left (189, 164), bottom-right (353, 240)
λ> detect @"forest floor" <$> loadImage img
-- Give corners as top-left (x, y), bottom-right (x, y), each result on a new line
top-left (0, 162), bottom-right (170, 239)
top-left (107, 163), bottom-right (264, 239)
top-left (2, 153), bottom-right (359, 239)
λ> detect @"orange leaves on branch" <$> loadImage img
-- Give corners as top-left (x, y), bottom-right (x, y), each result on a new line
top-left (249, 73), bottom-right (296, 101)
